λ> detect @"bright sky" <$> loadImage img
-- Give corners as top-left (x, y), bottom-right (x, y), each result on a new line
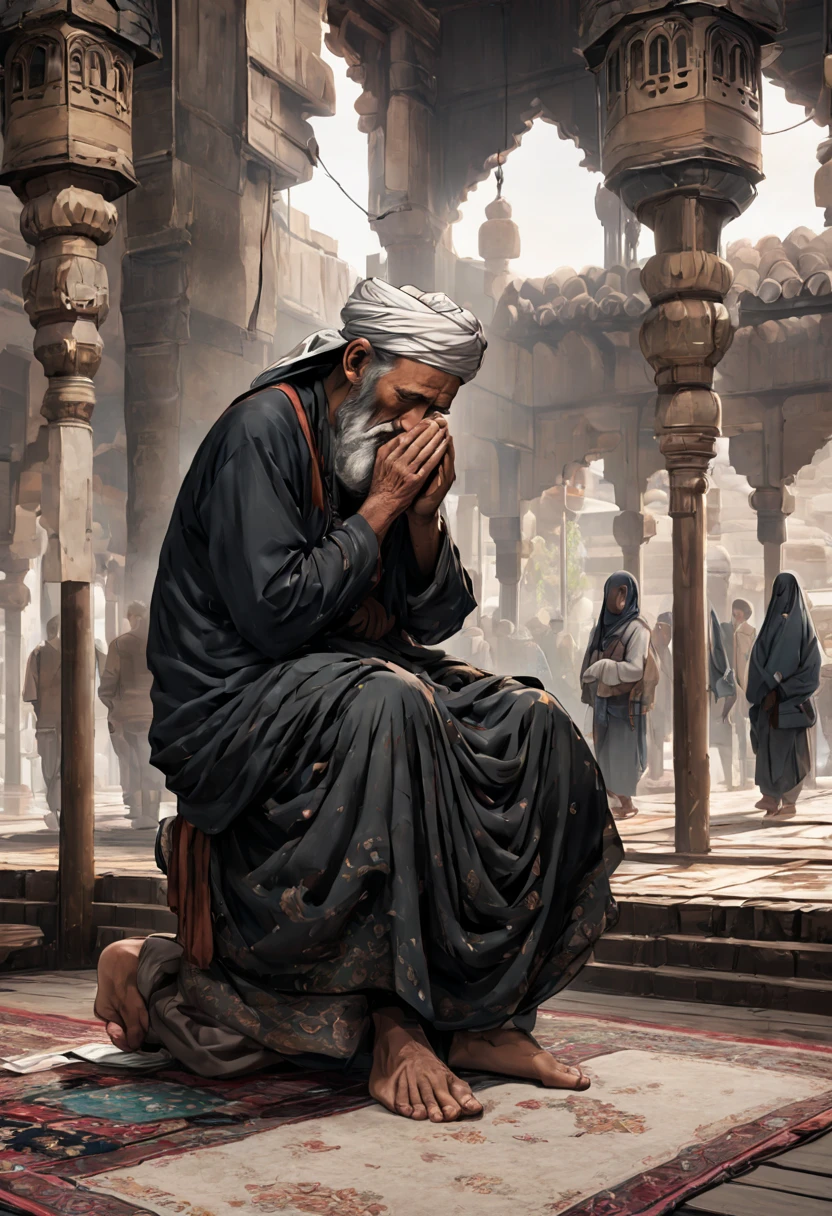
top-left (294, 47), bottom-right (823, 281)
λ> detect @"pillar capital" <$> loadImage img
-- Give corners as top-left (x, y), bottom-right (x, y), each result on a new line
top-left (749, 483), bottom-right (795, 545)
top-left (612, 508), bottom-right (656, 550)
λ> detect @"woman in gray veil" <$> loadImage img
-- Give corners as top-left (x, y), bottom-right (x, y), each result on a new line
top-left (747, 573), bottom-right (821, 823)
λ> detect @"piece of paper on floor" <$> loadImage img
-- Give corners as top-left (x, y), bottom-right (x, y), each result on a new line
top-left (1, 1042), bottom-right (172, 1073)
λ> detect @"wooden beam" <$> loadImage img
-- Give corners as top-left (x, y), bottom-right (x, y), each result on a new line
top-left (362, 0), bottom-right (440, 48)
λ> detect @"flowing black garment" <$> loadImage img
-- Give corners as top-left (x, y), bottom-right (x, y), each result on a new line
top-left (747, 573), bottom-right (821, 798)
top-left (147, 373), bottom-right (621, 1051)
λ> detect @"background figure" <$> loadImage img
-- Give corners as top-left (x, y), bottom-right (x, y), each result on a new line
top-left (647, 611), bottom-right (673, 782)
top-left (731, 599), bottom-right (756, 789)
top-left (22, 616), bottom-right (61, 829)
top-left (747, 573), bottom-right (821, 824)
top-left (581, 572), bottom-right (654, 820)
top-left (550, 631), bottom-right (583, 721)
top-left (817, 633), bottom-right (832, 776)
top-left (98, 602), bottom-right (164, 831)
top-left (493, 619), bottom-right (553, 687)
top-left (708, 608), bottom-right (737, 789)
top-left (539, 616), bottom-right (564, 677)
top-left (450, 613), bottom-right (492, 670)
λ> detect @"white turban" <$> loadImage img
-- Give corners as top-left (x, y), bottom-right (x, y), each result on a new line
top-left (340, 279), bottom-right (486, 384)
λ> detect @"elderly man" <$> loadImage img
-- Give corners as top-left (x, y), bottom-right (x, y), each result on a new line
top-left (96, 280), bottom-right (620, 1124)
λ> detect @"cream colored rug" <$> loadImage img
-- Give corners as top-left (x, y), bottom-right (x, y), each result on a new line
top-left (80, 1034), bottom-right (832, 1216)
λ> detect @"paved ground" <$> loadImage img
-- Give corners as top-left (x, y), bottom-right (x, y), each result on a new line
top-left (1, 783), bottom-right (831, 903)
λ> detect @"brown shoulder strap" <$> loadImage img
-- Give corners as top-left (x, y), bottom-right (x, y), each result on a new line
top-left (277, 381), bottom-right (324, 512)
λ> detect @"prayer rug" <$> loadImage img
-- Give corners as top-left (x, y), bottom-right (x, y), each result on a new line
top-left (1, 1007), bottom-right (831, 1216)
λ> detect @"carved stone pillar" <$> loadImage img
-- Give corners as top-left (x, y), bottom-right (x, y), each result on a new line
top-left (750, 484), bottom-right (794, 596)
top-left (370, 26), bottom-right (447, 290)
top-left (815, 44), bottom-right (832, 227)
top-left (0, 1), bottom-right (160, 965)
top-left (489, 443), bottom-right (522, 625)
top-left (455, 494), bottom-right (478, 576)
top-left (0, 551), bottom-right (31, 813)
top-left (581, 0), bottom-right (783, 854)
top-left (489, 516), bottom-right (521, 625)
top-left (612, 509), bottom-right (656, 586)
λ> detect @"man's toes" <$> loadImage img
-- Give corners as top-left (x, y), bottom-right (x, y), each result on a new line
top-left (106, 1021), bottom-right (128, 1051)
top-left (418, 1083), bottom-right (443, 1123)
top-left (434, 1080), bottom-right (461, 1122)
top-left (450, 1079), bottom-right (482, 1116)
top-left (393, 1074), bottom-right (412, 1118)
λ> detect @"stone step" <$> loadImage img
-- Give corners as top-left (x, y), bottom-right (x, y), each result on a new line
top-left (595, 933), bottom-right (832, 982)
top-left (614, 896), bottom-right (832, 944)
top-left (0, 923), bottom-right (43, 963)
top-left (0, 871), bottom-right (168, 907)
top-left (95, 926), bottom-right (155, 951)
top-left (92, 903), bottom-right (176, 933)
top-left (0, 899), bottom-right (56, 934)
top-left (573, 960), bottom-right (832, 1017)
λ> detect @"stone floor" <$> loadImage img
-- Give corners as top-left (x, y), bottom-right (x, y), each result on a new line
top-left (1, 782), bottom-right (831, 903)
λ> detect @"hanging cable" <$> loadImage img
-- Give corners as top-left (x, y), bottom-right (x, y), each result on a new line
top-left (762, 111), bottom-right (815, 136)
top-left (305, 138), bottom-right (411, 222)
top-left (495, 1), bottom-right (510, 197)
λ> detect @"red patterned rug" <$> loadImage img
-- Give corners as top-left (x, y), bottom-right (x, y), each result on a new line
top-left (0, 1005), bottom-right (830, 1216)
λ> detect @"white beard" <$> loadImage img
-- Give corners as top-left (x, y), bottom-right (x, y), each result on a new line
top-left (333, 364), bottom-right (398, 496)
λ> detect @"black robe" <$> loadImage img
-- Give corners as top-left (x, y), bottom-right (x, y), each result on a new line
top-left (146, 374), bottom-right (620, 1064)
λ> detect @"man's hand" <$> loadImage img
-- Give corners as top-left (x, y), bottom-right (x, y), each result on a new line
top-left (347, 597), bottom-right (396, 641)
top-left (359, 419), bottom-right (449, 541)
top-left (408, 421), bottom-right (455, 519)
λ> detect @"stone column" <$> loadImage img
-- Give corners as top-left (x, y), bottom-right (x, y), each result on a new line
top-left (0, 2), bottom-right (160, 965)
top-left (489, 516), bottom-right (522, 625)
top-left (612, 509), bottom-right (656, 587)
top-left (370, 26), bottom-right (447, 290)
top-left (750, 484), bottom-right (794, 597)
top-left (0, 551), bottom-right (31, 813)
top-left (455, 493), bottom-right (478, 575)
top-left (489, 443), bottom-right (522, 625)
top-left (581, 0), bottom-right (782, 854)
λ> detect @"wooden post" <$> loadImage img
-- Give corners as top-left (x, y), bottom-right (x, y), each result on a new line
top-left (580, 0), bottom-right (781, 853)
top-left (59, 581), bottom-right (94, 963)
top-left (0, 3), bottom-right (159, 966)
top-left (671, 489), bottom-right (710, 853)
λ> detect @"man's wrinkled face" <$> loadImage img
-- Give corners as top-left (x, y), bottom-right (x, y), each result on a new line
top-left (369, 357), bottom-right (462, 429)
top-left (333, 354), bottom-right (461, 496)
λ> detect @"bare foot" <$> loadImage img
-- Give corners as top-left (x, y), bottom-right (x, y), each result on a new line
top-left (94, 937), bottom-right (149, 1052)
top-left (610, 793), bottom-right (638, 821)
top-left (450, 1028), bottom-right (590, 1091)
top-left (369, 1007), bottom-right (483, 1123)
